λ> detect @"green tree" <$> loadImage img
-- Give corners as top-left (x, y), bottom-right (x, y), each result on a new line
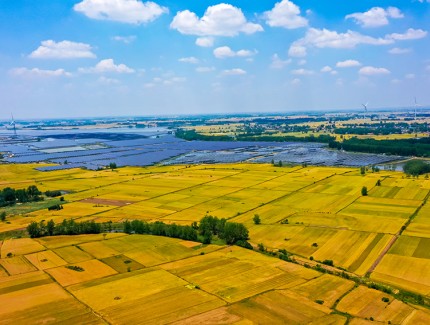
top-left (2, 187), bottom-right (16, 204)
top-left (361, 186), bottom-right (368, 196)
top-left (376, 179), bottom-right (381, 186)
top-left (27, 221), bottom-right (41, 238)
top-left (360, 166), bottom-right (366, 175)
top-left (278, 160), bottom-right (283, 167)
top-left (403, 160), bottom-right (430, 176)
top-left (258, 243), bottom-right (265, 251)
top-left (0, 211), bottom-right (6, 222)
top-left (15, 189), bottom-right (29, 203)
top-left (47, 219), bottom-right (55, 236)
top-left (109, 162), bottom-right (117, 170)
top-left (27, 185), bottom-right (41, 197)
top-left (253, 214), bottom-right (261, 225)
top-left (221, 222), bottom-right (249, 245)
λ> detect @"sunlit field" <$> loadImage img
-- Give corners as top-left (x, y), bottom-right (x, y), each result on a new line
top-left (1, 163), bottom-right (430, 323)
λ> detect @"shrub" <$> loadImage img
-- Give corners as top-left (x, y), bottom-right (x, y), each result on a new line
top-left (66, 265), bottom-right (84, 272)
top-left (322, 259), bottom-right (334, 267)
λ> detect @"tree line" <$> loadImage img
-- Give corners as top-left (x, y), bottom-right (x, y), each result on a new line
top-left (175, 128), bottom-right (335, 144)
top-left (124, 215), bottom-right (250, 247)
top-left (27, 219), bottom-right (105, 238)
top-left (0, 185), bottom-right (43, 207)
top-left (329, 137), bottom-right (430, 157)
top-left (27, 215), bottom-right (251, 248)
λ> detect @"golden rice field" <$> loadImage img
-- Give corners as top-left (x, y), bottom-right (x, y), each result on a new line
top-left (0, 234), bottom-right (429, 324)
top-left (1, 163), bottom-right (430, 323)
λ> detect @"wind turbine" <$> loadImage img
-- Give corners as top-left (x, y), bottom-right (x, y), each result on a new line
top-left (414, 97), bottom-right (418, 121)
top-left (362, 102), bottom-right (368, 119)
top-left (10, 113), bottom-right (17, 137)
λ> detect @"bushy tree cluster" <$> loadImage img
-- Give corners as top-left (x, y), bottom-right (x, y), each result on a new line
top-left (27, 219), bottom-right (102, 238)
top-left (45, 190), bottom-right (62, 197)
top-left (403, 159), bottom-right (430, 176)
top-left (123, 220), bottom-right (198, 241)
top-left (198, 215), bottom-right (249, 245)
top-left (0, 185), bottom-right (43, 207)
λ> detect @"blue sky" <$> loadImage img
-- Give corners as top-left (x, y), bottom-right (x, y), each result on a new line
top-left (0, 0), bottom-right (429, 118)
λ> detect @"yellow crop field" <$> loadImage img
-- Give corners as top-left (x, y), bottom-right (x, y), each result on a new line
top-left (2, 162), bottom-right (430, 322)
top-left (46, 259), bottom-right (118, 286)
top-left (161, 246), bottom-right (318, 303)
top-left (0, 271), bottom-right (101, 323)
top-left (53, 245), bottom-right (94, 263)
top-left (404, 200), bottom-right (430, 238)
top-left (337, 286), bottom-right (416, 323)
top-left (0, 256), bottom-right (37, 275)
top-left (35, 233), bottom-right (126, 249)
top-left (372, 254), bottom-right (430, 295)
top-left (289, 274), bottom-right (355, 307)
top-left (0, 234), bottom-right (429, 324)
top-left (25, 250), bottom-right (67, 270)
top-left (0, 238), bottom-right (45, 258)
top-left (227, 290), bottom-right (339, 324)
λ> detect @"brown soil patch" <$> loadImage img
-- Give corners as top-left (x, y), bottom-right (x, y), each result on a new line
top-left (80, 198), bottom-right (136, 207)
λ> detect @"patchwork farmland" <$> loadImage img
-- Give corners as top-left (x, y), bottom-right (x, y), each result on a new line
top-left (0, 163), bottom-right (430, 323)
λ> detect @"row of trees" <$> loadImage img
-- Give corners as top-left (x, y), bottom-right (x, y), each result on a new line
top-left (27, 219), bottom-right (105, 238)
top-left (175, 128), bottom-right (335, 144)
top-left (0, 185), bottom-right (43, 207)
top-left (123, 220), bottom-right (198, 241)
top-left (26, 215), bottom-right (251, 248)
top-left (329, 137), bottom-right (430, 157)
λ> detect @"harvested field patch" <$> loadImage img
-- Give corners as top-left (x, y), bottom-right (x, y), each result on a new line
top-left (0, 256), bottom-right (37, 275)
top-left (25, 250), bottom-right (67, 270)
top-left (337, 286), bottom-right (415, 324)
top-left (0, 238), bottom-right (45, 259)
top-left (80, 197), bottom-right (137, 206)
top-left (101, 255), bottom-right (144, 273)
top-left (46, 259), bottom-right (117, 286)
top-left (289, 274), bottom-right (355, 307)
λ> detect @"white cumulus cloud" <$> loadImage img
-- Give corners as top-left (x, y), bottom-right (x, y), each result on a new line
top-left (270, 54), bottom-right (291, 69)
top-left (10, 67), bottom-right (71, 78)
top-left (170, 4), bottom-right (263, 37)
top-left (213, 46), bottom-right (256, 59)
top-left (112, 35), bottom-right (137, 44)
top-left (178, 57), bottom-right (199, 64)
top-left (74, 0), bottom-right (168, 24)
top-left (388, 47), bottom-right (412, 54)
top-left (386, 28), bottom-right (428, 41)
top-left (359, 66), bottom-right (390, 75)
top-left (264, 0), bottom-right (308, 29)
top-left (291, 68), bottom-right (314, 75)
top-left (29, 40), bottom-right (96, 59)
top-left (79, 59), bottom-right (135, 73)
top-left (195, 37), bottom-right (214, 47)
top-left (196, 66), bottom-right (215, 73)
top-left (336, 60), bottom-right (361, 68)
top-left (221, 68), bottom-right (247, 76)
top-left (288, 28), bottom-right (392, 57)
top-left (321, 66), bottom-right (332, 73)
top-left (346, 7), bottom-right (403, 28)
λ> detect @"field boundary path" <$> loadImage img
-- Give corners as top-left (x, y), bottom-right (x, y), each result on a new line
top-left (366, 189), bottom-right (430, 275)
